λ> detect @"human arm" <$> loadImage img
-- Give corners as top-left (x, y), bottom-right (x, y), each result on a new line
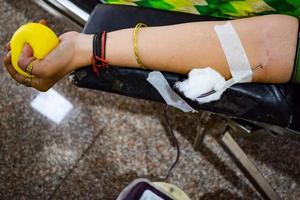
top-left (105, 14), bottom-right (298, 83)
top-left (3, 14), bottom-right (299, 91)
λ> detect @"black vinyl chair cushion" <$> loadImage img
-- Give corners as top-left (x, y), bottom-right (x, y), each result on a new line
top-left (72, 4), bottom-right (300, 132)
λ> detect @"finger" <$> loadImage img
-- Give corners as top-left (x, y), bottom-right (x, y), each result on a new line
top-left (4, 49), bottom-right (55, 91)
top-left (4, 62), bottom-right (51, 90)
top-left (5, 45), bottom-right (34, 67)
top-left (4, 51), bottom-right (12, 65)
top-left (21, 43), bottom-right (34, 58)
top-left (5, 63), bottom-right (26, 84)
top-left (39, 19), bottom-right (48, 26)
top-left (27, 53), bottom-right (64, 78)
top-left (17, 43), bottom-right (34, 61)
top-left (18, 56), bottom-right (35, 73)
top-left (31, 78), bottom-right (55, 92)
top-left (5, 42), bottom-right (11, 52)
top-left (5, 51), bottom-right (36, 78)
top-left (18, 44), bottom-right (35, 72)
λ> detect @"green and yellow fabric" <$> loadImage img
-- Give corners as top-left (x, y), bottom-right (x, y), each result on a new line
top-left (102, 0), bottom-right (300, 19)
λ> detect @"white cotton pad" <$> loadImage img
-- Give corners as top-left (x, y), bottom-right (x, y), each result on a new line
top-left (175, 68), bottom-right (226, 103)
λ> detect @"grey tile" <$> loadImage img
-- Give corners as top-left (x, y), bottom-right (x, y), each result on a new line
top-left (52, 103), bottom-right (258, 200)
top-left (0, 80), bottom-right (100, 199)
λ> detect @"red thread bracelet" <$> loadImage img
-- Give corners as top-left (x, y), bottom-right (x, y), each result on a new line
top-left (92, 31), bottom-right (109, 76)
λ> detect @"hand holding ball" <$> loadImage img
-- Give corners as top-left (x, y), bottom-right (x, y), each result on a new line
top-left (10, 23), bottom-right (59, 77)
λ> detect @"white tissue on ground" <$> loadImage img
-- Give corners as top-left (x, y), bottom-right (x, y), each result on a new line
top-left (175, 67), bottom-right (226, 104)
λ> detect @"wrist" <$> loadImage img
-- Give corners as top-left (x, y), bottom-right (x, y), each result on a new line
top-left (73, 33), bottom-right (93, 69)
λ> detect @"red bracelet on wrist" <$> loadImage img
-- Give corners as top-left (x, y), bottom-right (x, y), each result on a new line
top-left (91, 31), bottom-right (109, 76)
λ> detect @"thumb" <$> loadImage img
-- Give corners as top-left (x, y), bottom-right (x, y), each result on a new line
top-left (18, 44), bottom-right (35, 71)
top-left (20, 43), bottom-right (34, 58)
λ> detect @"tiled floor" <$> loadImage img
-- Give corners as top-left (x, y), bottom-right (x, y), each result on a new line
top-left (0, 0), bottom-right (299, 199)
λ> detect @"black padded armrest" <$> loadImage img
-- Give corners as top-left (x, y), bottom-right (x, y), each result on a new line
top-left (72, 4), bottom-right (300, 131)
top-left (68, 0), bottom-right (99, 13)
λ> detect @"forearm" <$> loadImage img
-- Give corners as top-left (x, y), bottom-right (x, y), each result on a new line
top-left (76, 15), bottom-right (298, 83)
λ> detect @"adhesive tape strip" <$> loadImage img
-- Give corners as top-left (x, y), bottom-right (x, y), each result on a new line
top-left (147, 71), bottom-right (197, 113)
top-left (214, 22), bottom-right (252, 83)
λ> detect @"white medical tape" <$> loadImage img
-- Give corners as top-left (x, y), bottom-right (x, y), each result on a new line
top-left (147, 71), bottom-right (197, 113)
top-left (214, 22), bottom-right (252, 83)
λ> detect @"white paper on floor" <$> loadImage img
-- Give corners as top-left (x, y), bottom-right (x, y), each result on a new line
top-left (30, 88), bottom-right (73, 124)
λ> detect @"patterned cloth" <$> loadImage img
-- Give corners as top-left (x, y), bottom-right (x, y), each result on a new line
top-left (102, 0), bottom-right (300, 19)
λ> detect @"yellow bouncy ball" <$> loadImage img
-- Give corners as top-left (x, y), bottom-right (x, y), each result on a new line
top-left (10, 23), bottom-right (59, 77)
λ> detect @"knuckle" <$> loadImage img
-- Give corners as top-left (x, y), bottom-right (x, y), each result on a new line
top-left (17, 60), bottom-right (25, 69)
top-left (4, 53), bottom-right (11, 64)
top-left (14, 78), bottom-right (22, 84)
top-left (14, 76), bottom-right (24, 84)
